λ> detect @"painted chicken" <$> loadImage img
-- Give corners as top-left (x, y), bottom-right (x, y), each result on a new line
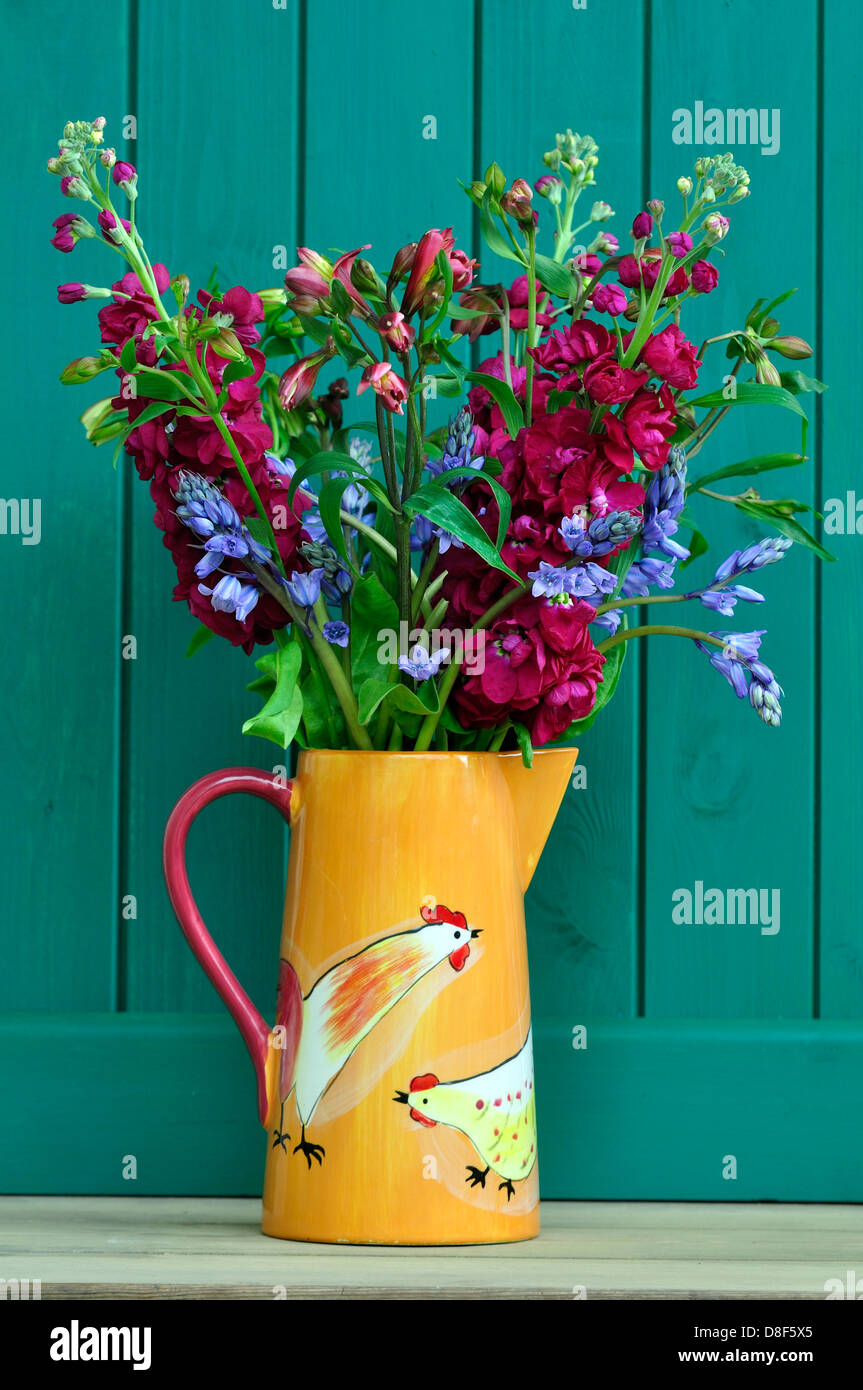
top-left (395, 1028), bottom-right (536, 1200)
top-left (271, 903), bottom-right (479, 1167)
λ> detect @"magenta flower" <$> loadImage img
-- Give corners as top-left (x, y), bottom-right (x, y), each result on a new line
top-left (631, 211), bottom-right (653, 239)
top-left (691, 259), bottom-right (719, 294)
top-left (97, 208), bottom-right (131, 244)
top-left (591, 282), bottom-right (627, 316)
top-left (285, 247), bottom-right (332, 308)
top-left (112, 161), bottom-right (137, 193)
top-left (666, 231), bottom-right (693, 259)
top-left (357, 361), bottom-right (408, 414)
top-left (60, 174), bottom-right (90, 201)
top-left (51, 213), bottom-right (92, 253)
top-left (57, 283), bottom-right (88, 303)
top-left (332, 245), bottom-right (372, 318)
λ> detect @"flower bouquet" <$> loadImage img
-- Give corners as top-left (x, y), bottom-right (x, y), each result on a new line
top-left (49, 119), bottom-right (827, 759)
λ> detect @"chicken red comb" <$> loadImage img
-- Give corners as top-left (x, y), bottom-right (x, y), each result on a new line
top-left (420, 903), bottom-right (467, 928)
top-left (409, 1072), bottom-right (439, 1093)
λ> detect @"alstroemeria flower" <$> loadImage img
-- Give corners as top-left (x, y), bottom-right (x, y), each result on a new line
top-left (357, 361), bottom-right (408, 414)
top-left (278, 337), bottom-right (336, 408)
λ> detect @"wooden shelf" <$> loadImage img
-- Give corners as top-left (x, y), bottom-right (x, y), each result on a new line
top-left (2, 1198), bottom-right (860, 1300)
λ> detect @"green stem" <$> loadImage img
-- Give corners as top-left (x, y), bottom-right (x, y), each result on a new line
top-left (411, 540), bottom-right (440, 623)
top-left (595, 624), bottom-right (728, 656)
top-left (525, 227), bottom-right (537, 427)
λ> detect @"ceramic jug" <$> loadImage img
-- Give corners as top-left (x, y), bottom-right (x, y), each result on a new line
top-left (163, 747), bottom-right (576, 1245)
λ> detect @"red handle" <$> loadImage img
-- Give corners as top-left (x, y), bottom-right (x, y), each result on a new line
top-left (163, 767), bottom-right (294, 1125)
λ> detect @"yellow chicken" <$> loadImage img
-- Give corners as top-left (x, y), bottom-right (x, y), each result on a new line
top-left (395, 1028), bottom-right (536, 1200)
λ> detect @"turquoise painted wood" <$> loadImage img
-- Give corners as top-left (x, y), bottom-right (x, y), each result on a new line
top-left (1, 0), bottom-right (861, 1199)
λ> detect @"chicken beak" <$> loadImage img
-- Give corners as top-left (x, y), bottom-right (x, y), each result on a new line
top-left (393, 1090), bottom-right (409, 1104)
top-left (470, 928), bottom-right (482, 938)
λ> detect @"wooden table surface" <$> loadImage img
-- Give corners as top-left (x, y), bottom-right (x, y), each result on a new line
top-left (2, 1198), bottom-right (862, 1299)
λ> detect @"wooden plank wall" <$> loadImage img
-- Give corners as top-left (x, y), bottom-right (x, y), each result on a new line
top-left (2, 0), bottom-right (861, 1196)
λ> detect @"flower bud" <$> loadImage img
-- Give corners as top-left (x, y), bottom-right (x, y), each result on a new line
top-left (92, 117), bottom-right (106, 132)
top-left (729, 185), bottom-right (750, 203)
top-left (694, 158), bottom-right (707, 177)
top-left (703, 213), bottom-right (730, 243)
top-left (256, 287), bottom-right (287, 310)
top-left (754, 350), bottom-right (782, 386)
top-left (210, 328), bottom-right (246, 361)
top-left (46, 156), bottom-right (62, 175)
top-left (465, 180), bottom-right (487, 206)
top-left (171, 274), bottom-right (191, 308)
top-left (676, 176), bottom-right (693, 196)
top-left (647, 199), bottom-right (665, 218)
top-left (483, 161), bottom-right (506, 198)
top-left (542, 148), bottom-right (562, 172)
top-left (631, 211), bottom-right (653, 239)
top-left (591, 199), bottom-right (614, 220)
top-left (389, 242), bottom-right (417, 285)
top-left (623, 297), bottom-right (641, 323)
top-left (350, 257), bottom-right (379, 296)
top-left (701, 185), bottom-right (716, 204)
top-left (112, 160), bottom-right (138, 197)
top-left (60, 355), bottom-right (110, 384)
top-left (768, 335), bottom-right (813, 360)
top-left (99, 147), bottom-right (117, 168)
top-left (60, 174), bottom-right (91, 201)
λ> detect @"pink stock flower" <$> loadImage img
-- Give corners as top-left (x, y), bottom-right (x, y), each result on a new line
top-left (665, 231), bottom-right (693, 259)
top-left (57, 283), bottom-right (88, 303)
top-left (507, 274), bottom-right (554, 331)
top-left (640, 324), bottom-right (703, 390)
top-left (197, 286), bottom-right (265, 348)
top-left (691, 259), bottom-right (719, 293)
top-left (621, 385), bottom-right (678, 469)
top-left (97, 207), bottom-right (131, 245)
top-left (357, 361), bottom-right (408, 414)
top-left (98, 263), bottom-right (171, 348)
top-left (50, 213), bottom-right (91, 253)
top-left (591, 282), bottom-right (627, 316)
top-left (631, 211), bottom-right (653, 239)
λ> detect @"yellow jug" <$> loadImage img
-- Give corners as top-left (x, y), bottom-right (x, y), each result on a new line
top-left (164, 748), bottom-right (576, 1245)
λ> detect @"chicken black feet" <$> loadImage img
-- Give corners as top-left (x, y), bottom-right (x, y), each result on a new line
top-left (465, 1165), bottom-right (490, 1189)
top-left (293, 1125), bottom-right (326, 1169)
top-left (498, 1178), bottom-right (516, 1202)
top-left (271, 1101), bottom-right (290, 1154)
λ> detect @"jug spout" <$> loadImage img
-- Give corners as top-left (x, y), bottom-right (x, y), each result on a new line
top-left (499, 747), bottom-right (578, 890)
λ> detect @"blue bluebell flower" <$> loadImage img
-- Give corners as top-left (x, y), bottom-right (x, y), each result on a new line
top-left (322, 620), bottom-right (350, 647)
top-left (695, 629), bottom-right (784, 724)
top-left (397, 644), bottom-right (449, 681)
top-left (528, 560), bottom-right (617, 600)
top-left (425, 407), bottom-right (484, 486)
top-left (559, 509), bottom-right (641, 558)
top-left (642, 447), bottom-right (689, 561)
top-left (620, 556), bottom-right (678, 598)
top-left (286, 568), bottom-right (324, 610)
top-left (197, 574), bottom-right (260, 623)
top-left (690, 536), bottom-right (790, 614)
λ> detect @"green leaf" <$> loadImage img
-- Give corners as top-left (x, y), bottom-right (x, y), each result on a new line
top-left (734, 499), bottom-right (835, 562)
top-left (464, 370), bottom-right (524, 440)
top-left (403, 483), bottom-right (522, 582)
top-left (433, 466), bottom-right (512, 550)
top-left (357, 676), bottom-right (439, 725)
top-left (242, 641), bottom-right (304, 748)
top-left (119, 337), bottom-right (138, 372)
top-left (677, 509), bottom-right (710, 569)
top-left (318, 475), bottom-right (365, 570)
top-left (512, 722), bottom-right (534, 769)
top-left (566, 638), bottom-right (627, 735)
top-left (779, 370), bottom-right (828, 396)
top-left (534, 254), bottom-right (578, 300)
top-left (287, 451), bottom-right (375, 507)
top-left (350, 573), bottom-right (399, 694)
top-left (128, 400), bottom-right (177, 429)
top-left (222, 357), bottom-right (257, 387)
top-left (294, 312), bottom-right (333, 347)
top-left (688, 453), bottom-right (805, 494)
top-left (135, 369), bottom-right (200, 404)
top-left (422, 249), bottom-right (455, 340)
top-left (425, 373), bottom-right (464, 398)
top-left (480, 187), bottom-right (527, 266)
top-left (185, 625), bottom-right (215, 659)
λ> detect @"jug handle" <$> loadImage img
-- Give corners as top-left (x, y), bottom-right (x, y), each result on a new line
top-left (163, 767), bottom-right (294, 1125)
